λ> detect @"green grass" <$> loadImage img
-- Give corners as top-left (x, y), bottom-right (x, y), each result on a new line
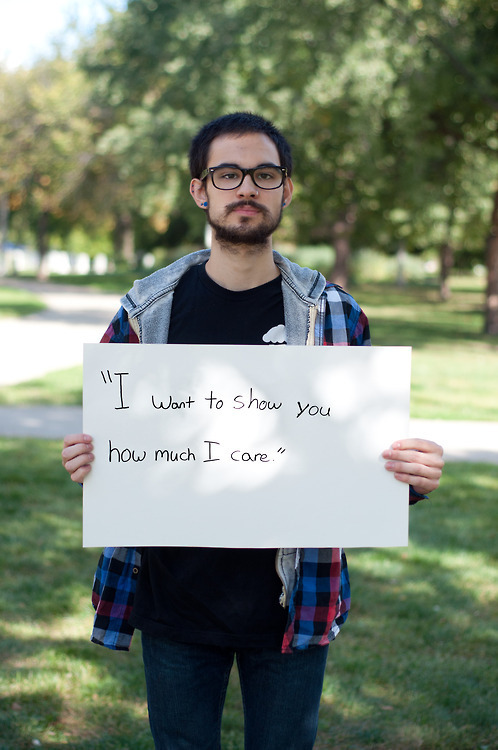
top-left (0, 439), bottom-right (496, 749)
top-left (1, 273), bottom-right (496, 420)
top-left (0, 286), bottom-right (46, 318)
top-left (1, 275), bottom-right (496, 420)
top-left (0, 366), bottom-right (83, 406)
top-left (351, 280), bottom-right (498, 421)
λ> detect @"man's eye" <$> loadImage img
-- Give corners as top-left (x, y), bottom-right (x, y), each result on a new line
top-left (257, 170), bottom-right (278, 181)
top-left (218, 171), bottom-right (240, 180)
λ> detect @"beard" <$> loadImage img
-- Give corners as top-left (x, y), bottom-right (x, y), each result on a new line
top-left (207, 200), bottom-right (283, 247)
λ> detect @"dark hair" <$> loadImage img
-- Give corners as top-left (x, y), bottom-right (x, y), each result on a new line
top-left (189, 112), bottom-right (293, 179)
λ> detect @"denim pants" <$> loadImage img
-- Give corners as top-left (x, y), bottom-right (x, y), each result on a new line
top-left (141, 632), bottom-right (329, 750)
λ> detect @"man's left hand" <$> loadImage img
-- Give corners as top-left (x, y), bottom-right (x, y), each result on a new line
top-left (382, 438), bottom-right (444, 495)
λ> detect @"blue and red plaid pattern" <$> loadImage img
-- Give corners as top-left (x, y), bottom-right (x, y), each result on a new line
top-left (320, 283), bottom-right (371, 347)
top-left (100, 309), bottom-right (139, 344)
top-left (282, 548), bottom-right (350, 652)
top-left (91, 547), bottom-right (142, 650)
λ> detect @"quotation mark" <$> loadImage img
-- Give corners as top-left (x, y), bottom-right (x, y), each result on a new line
top-left (100, 370), bottom-right (130, 409)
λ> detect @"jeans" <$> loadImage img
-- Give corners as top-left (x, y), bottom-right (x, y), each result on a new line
top-left (141, 632), bottom-right (329, 750)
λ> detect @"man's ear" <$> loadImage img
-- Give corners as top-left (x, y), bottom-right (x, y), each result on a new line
top-left (190, 178), bottom-right (208, 209)
top-left (282, 177), bottom-right (294, 209)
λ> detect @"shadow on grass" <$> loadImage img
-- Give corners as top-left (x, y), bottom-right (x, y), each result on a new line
top-left (368, 315), bottom-right (491, 348)
top-left (350, 282), bottom-right (491, 349)
top-left (1, 441), bottom-right (497, 749)
top-left (315, 463), bottom-right (498, 748)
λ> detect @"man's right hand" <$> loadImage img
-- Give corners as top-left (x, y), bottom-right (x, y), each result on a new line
top-left (62, 433), bottom-right (94, 483)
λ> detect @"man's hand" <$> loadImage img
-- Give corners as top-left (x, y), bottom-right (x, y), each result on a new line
top-left (62, 433), bottom-right (94, 484)
top-left (382, 438), bottom-right (444, 495)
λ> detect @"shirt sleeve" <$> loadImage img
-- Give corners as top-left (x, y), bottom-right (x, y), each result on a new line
top-left (409, 487), bottom-right (428, 505)
top-left (100, 307), bottom-right (139, 344)
top-left (322, 283), bottom-right (371, 346)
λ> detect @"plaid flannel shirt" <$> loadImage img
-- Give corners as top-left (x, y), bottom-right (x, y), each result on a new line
top-left (91, 279), bottom-right (422, 653)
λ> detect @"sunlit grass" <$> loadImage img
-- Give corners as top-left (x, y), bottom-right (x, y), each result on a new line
top-left (0, 286), bottom-right (46, 317)
top-left (0, 439), bottom-right (496, 749)
top-left (0, 366), bottom-right (82, 406)
top-left (2, 276), bottom-right (496, 420)
top-left (351, 281), bottom-right (497, 421)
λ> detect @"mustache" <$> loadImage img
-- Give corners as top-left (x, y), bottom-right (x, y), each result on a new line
top-left (225, 200), bottom-right (269, 215)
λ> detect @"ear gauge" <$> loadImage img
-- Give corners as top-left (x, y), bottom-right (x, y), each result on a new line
top-left (202, 202), bottom-right (208, 207)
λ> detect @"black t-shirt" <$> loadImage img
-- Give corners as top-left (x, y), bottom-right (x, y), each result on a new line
top-left (129, 261), bottom-right (289, 648)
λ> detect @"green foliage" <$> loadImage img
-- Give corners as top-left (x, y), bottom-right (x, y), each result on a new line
top-left (0, 60), bottom-right (96, 251)
top-left (1, 0), bottom-right (497, 298)
top-left (0, 440), bottom-right (496, 748)
top-left (76, 0), bottom-right (497, 264)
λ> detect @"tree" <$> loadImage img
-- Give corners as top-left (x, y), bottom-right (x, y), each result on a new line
top-left (484, 188), bottom-right (498, 335)
top-left (374, 0), bottom-right (498, 325)
top-left (79, 0), bottom-right (497, 329)
top-left (80, 0), bottom-right (400, 277)
top-left (0, 59), bottom-right (96, 278)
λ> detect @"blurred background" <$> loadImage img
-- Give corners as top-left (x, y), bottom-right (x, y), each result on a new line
top-left (0, 2), bottom-right (497, 748)
top-left (0, 0), bottom-right (497, 325)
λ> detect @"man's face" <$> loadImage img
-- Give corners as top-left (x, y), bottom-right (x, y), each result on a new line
top-left (193, 133), bottom-right (293, 247)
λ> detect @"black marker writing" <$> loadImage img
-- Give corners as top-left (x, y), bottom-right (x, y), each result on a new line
top-left (108, 440), bottom-right (146, 463)
top-left (154, 447), bottom-right (196, 462)
top-left (233, 387), bottom-right (282, 411)
top-left (296, 402), bottom-right (331, 418)
top-left (152, 394), bottom-right (195, 410)
top-left (230, 450), bottom-right (270, 462)
top-left (101, 370), bottom-right (130, 410)
top-left (203, 440), bottom-right (221, 462)
top-left (205, 392), bottom-right (224, 409)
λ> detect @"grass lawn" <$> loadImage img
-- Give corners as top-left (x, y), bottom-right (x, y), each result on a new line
top-left (1, 275), bottom-right (496, 420)
top-left (0, 286), bottom-right (46, 318)
top-left (0, 438), bottom-right (496, 749)
top-left (351, 279), bottom-right (498, 421)
top-left (0, 366), bottom-right (83, 407)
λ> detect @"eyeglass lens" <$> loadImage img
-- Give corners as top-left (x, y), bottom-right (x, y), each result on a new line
top-left (212, 166), bottom-right (284, 190)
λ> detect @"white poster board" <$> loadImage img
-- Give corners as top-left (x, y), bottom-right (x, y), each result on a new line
top-left (83, 344), bottom-right (411, 548)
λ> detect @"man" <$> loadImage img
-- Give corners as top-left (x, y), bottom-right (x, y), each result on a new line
top-left (62, 112), bottom-right (444, 750)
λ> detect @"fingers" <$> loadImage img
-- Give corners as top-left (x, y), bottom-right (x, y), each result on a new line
top-left (382, 438), bottom-right (444, 495)
top-left (62, 433), bottom-right (94, 484)
top-left (383, 438), bottom-right (444, 460)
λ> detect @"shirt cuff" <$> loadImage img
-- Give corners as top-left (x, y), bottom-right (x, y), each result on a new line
top-left (409, 486), bottom-right (428, 505)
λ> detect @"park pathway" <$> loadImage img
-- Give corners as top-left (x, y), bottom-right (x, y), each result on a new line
top-left (0, 276), bottom-right (497, 463)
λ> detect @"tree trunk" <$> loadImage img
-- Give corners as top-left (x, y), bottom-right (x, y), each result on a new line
top-left (396, 243), bottom-right (407, 287)
top-left (36, 211), bottom-right (50, 281)
top-left (329, 206), bottom-right (357, 288)
top-left (0, 194), bottom-right (9, 276)
top-left (113, 211), bottom-right (135, 267)
top-left (439, 242), bottom-right (454, 301)
top-left (484, 189), bottom-right (498, 336)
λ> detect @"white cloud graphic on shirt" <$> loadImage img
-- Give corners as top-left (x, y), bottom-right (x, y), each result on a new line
top-left (262, 324), bottom-right (286, 344)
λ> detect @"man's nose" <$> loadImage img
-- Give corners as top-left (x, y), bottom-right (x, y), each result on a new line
top-left (236, 174), bottom-right (258, 196)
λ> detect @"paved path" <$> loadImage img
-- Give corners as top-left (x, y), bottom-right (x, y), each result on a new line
top-left (0, 277), bottom-right (497, 463)
top-left (0, 277), bottom-right (120, 386)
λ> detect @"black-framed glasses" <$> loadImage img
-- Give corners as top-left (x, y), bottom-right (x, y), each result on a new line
top-left (199, 164), bottom-right (287, 190)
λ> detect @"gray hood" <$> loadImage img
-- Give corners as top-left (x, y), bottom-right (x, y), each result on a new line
top-left (121, 249), bottom-right (326, 345)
